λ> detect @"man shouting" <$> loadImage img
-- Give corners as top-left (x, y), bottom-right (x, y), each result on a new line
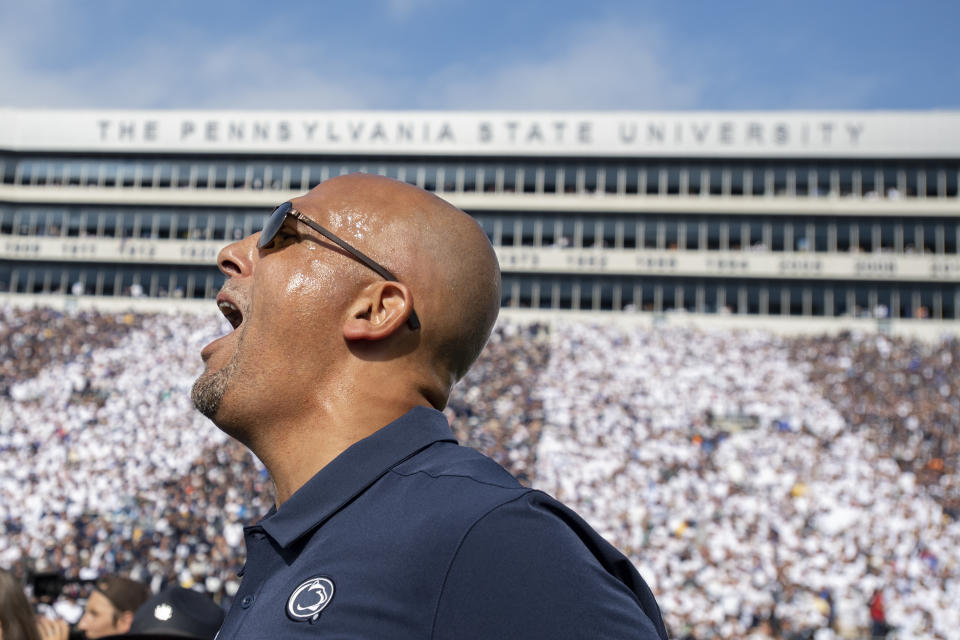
top-left (193, 174), bottom-right (667, 639)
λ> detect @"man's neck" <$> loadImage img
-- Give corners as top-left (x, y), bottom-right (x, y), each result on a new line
top-left (254, 396), bottom-right (432, 507)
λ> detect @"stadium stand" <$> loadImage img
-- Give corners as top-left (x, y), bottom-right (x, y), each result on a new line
top-left (791, 333), bottom-right (960, 518)
top-left (1, 307), bottom-right (958, 639)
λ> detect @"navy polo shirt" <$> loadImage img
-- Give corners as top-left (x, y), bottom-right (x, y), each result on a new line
top-left (217, 407), bottom-right (668, 639)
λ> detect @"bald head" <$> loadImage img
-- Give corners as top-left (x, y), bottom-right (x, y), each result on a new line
top-left (292, 173), bottom-right (501, 399)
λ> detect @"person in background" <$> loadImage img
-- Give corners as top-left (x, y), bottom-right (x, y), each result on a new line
top-left (869, 588), bottom-right (889, 639)
top-left (0, 569), bottom-right (42, 640)
top-left (37, 575), bottom-right (150, 640)
top-left (101, 586), bottom-right (224, 640)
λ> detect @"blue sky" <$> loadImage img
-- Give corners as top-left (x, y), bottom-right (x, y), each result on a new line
top-left (1, 0), bottom-right (958, 110)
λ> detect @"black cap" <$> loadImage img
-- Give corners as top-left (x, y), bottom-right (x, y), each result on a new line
top-left (102, 586), bottom-right (225, 640)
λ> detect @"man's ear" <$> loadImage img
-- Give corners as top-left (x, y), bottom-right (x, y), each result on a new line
top-left (342, 281), bottom-right (414, 341)
top-left (116, 610), bottom-right (135, 634)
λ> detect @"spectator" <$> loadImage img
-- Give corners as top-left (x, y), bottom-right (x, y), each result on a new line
top-left (101, 586), bottom-right (223, 640)
top-left (0, 568), bottom-right (41, 640)
top-left (75, 575), bottom-right (150, 639)
top-left (869, 589), bottom-right (889, 639)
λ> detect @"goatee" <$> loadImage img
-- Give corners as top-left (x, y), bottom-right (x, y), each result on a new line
top-left (191, 358), bottom-right (236, 419)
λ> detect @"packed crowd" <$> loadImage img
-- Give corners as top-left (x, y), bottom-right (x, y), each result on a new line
top-left (791, 334), bottom-right (960, 517)
top-left (1, 306), bottom-right (958, 639)
top-left (0, 308), bottom-right (143, 396)
top-left (446, 321), bottom-right (551, 487)
top-left (0, 307), bottom-right (267, 605)
top-left (525, 324), bottom-right (959, 639)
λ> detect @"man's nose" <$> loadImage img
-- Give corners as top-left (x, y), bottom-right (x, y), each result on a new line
top-left (217, 233), bottom-right (260, 278)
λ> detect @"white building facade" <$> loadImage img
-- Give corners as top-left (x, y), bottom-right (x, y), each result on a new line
top-left (1, 109), bottom-right (958, 333)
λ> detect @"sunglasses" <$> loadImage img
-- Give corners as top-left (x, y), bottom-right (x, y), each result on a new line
top-left (259, 202), bottom-right (420, 330)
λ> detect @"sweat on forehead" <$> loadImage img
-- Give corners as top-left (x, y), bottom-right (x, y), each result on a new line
top-left (290, 173), bottom-right (442, 224)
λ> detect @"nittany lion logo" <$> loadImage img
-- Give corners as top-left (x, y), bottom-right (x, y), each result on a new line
top-left (287, 576), bottom-right (335, 622)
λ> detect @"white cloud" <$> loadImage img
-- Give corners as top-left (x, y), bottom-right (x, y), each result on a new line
top-left (0, 6), bottom-right (704, 110)
top-left (0, 2), bottom-right (923, 111)
top-left (422, 21), bottom-right (703, 110)
top-left (0, 16), bottom-right (381, 109)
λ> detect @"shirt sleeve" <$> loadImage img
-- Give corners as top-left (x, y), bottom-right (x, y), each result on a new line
top-left (431, 492), bottom-right (668, 640)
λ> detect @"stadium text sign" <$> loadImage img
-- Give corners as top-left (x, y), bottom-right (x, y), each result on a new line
top-left (2, 110), bottom-right (958, 158)
top-left (91, 118), bottom-right (863, 149)
top-left (492, 248), bottom-right (960, 282)
top-left (0, 237), bottom-right (221, 265)
top-left (3, 236), bottom-right (960, 282)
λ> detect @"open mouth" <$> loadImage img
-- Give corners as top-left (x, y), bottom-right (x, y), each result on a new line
top-left (201, 294), bottom-right (246, 361)
top-left (217, 299), bottom-right (244, 330)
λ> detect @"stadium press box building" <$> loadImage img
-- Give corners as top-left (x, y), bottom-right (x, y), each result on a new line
top-left (1, 109), bottom-right (959, 335)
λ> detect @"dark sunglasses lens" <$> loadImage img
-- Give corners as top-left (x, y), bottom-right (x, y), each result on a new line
top-left (258, 203), bottom-right (292, 248)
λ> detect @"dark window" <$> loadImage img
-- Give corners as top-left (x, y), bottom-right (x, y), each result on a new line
top-left (193, 165), bottom-right (208, 189)
top-left (836, 223), bottom-right (852, 252)
top-left (627, 219), bottom-right (641, 249)
top-left (580, 219), bottom-right (596, 248)
top-left (768, 284), bottom-right (783, 315)
top-left (858, 222), bottom-right (872, 252)
top-left (666, 167), bottom-right (680, 195)
top-left (770, 221), bottom-right (785, 252)
top-left (643, 218), bottom-right (660, 249)
top-left (541, 165), bottom-right (557, 194)
top-left (583, 166), bottom-right (598, 194)
top-left (706, 221), bottom-right (721, 251)
top-left (745, 284), bottom-right (761, 314)
top-left (773, 167), bottom-right (788, 195)
top-left (708, 167), bottom-right (723, 196)
top-left (750, 167), bottom-right (766, 196)
top-left (422, 165), bottom-right (439, 191)
top-left (622, 167), bottom-right (639, 195)
top-left (814, 221), bottom-right (829, 252)
top-left (520, 219), bottom-right (537, 247)
top-left (862, 166), bottom-right (878, 197)
top-left (602, 167), bottom-right (618, 195)
top-left (945, 221), bottom-right (958, 255)
top-left (924, 168), bottom-right (939, 197)
top-left (663, 221), bottom-right (679, 250)
top-left (816, 167), bottom-right (832, 197)
top-left (729, 167), bottom-right (744, 196)
top-left (644, 167), bottom-right (659, 195)
top-left (880, 222), bottom-right (896, 253)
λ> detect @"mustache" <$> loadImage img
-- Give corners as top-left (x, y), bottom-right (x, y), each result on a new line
top-left (217, 283), bottom-right (248, 310)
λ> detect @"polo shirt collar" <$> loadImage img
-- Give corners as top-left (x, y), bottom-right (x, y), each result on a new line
top-left (257, 406), bottom-right (457, 548)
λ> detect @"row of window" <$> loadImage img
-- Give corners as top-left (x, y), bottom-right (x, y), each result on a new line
top-left (2, 205), bottom-right (958, 255)
top-left (1, 263), bottom-right (221, 300)
top-left (0, 206), bottom-right (264, 241)
top-left (3, 155), bottom-right (959, 199)
top-left (502, 276), bottom-right (958, 319)
top-left (485, 215), bottom-right (959, 254)
top-left (3, 264), bottom-right (957, 320)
